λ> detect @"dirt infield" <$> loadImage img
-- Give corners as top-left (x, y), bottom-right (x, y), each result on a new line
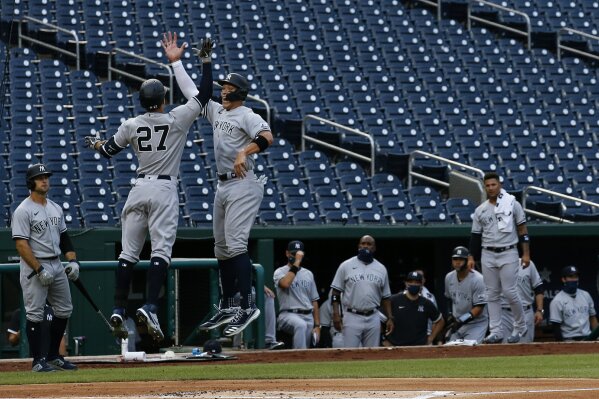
top-left (1, 342), bottom-right (598, 398)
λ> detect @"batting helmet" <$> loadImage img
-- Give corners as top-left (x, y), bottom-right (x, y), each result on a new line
top-left (203, 339), bottom-right (222, 354)
top-left (452, 246), bottom-right (469, 259)
top-left (217, 73), bottom-right (249, 101)
top-left (26, 163), bottom-right (52, 190)
top-left (139, 79), bottom-right (166, 111)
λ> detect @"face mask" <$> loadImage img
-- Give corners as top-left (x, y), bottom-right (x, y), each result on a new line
top-left (357, 248), bottom-right (373, 264)
top-left (406, 285), bottom-right (421, 296)
top-left (563, 281), bottom-right (578, 295)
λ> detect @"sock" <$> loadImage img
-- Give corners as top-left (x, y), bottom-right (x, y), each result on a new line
top-left (218, 258), bottom-right (237, 305)
top-left (114, 258), bottom-right (136, 309)
top-left (230, 253), bottom-right (253, 309)
top-left (147, 257), bottom-right (168, 306)
top-left (26, 320), bottom-right (43, 362)
top-left (47, 317), bottom-right (68, 360)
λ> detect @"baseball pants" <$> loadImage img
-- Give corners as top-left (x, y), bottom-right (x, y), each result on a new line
top-left (277, 312), bottom-right (314, 349)
top-left (341, 311), bottom-right (381, 348)
top-left (449, 320), bottom-right (488, 343)
top-left (482, 248), bottom-right (526, 337)
top-left (501, 306), bottom-right (535, 343)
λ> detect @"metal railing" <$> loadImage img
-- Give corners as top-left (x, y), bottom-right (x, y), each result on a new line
top-left (467, 0), bottom-right (532, 50)
top-left (108, 48), bottom-right (174, 104)
top-left (408, 150), bottom-right (484, 189)
top-left (414, 0), bottom-right (442, 20)
top-left (522, 186), bottom-right (599, 224)
top-left (557, 28), bottom-right (599, 61)
top-left (301, 115), bottom-right (375, 176)
top-left (18, 16), bottom-right (82, 70)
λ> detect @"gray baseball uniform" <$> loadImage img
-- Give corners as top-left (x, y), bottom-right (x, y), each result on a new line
top-left (500, 260), bottom-right (543, 343)
top-left (444, 269), bottom-right (489, 343)
top-left (550, 289), bottom-right (596, 340)
top-left (274, 265), bottom-right (319, 349)
top-left (12, 198), bottom-right (72, 322)
top-left (319, 295), bottom-right (344, 348)
top-left (471, 197), bottom-right (527, 338)
top-left (331, 256), bottom-right (391, 348)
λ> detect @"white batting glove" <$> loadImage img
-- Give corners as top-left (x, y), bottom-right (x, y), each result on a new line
top-left (257, 174), bottom-right (268, 186)
top-left (37, 267), bottom-right (54, 286)
top-left (65, 260), bottom-right (80, 281)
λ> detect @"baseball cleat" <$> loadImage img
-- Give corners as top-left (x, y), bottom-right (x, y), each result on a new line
top-left (199, 304), bottom-right (240, 330)
top-left (47, 356), bottom-right (78, 371)
top-left (265, 341), bottom-right (285, 350)
top-left (223, 307), bottom-right (260, 337)
top-left (110, 308), bottom-right (130, 340)
top-left (482, 333), bottom-right (503, 344)
top-left (507, 328), bottom-right (528, 344)
top-left (136, 304), bottom-right (164, 341)
top-left (31, 358), bottom-right (56, 372)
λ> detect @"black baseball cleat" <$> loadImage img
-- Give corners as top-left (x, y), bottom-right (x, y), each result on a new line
top-left (199, 304), bottom-right (240, 330)
top-left (223, 307), bottom-right (261, 337)
top-left (110, 308), bottom-right (130, 340)
top-left (136, 304), bottom-right (164, 341)
top-left (32, 358), bottom-right (56, 372)
top-left (47, 356), bottom-right (78, 371)
top-left (265, 341), bottom-right (284, 350)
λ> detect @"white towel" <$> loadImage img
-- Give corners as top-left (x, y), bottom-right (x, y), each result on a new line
top-left (494, 188), bottom-right (515, 233)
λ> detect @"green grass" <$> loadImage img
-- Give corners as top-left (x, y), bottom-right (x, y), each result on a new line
top-left (3, 354), bottom-right (599, 385)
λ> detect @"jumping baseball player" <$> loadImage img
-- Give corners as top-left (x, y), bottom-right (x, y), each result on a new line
top-left (500, 258), bottom-right (544, 343)
top-left (84, 75), bottom-right (202, 342)
top-left (162, 32), bottom-right (273, 336)
top-left (274, 241), bottom-right (320, 349)
top-left (468, 172), bottom-right (530, 344)
top-left (331, 235), bottom-right (394, 348)
top-left (550, 266), bottom-right (598, 341)
top-left (11, 164), bottom-right (80, 372)
top-left (444, 246), bottom-right (488, 343)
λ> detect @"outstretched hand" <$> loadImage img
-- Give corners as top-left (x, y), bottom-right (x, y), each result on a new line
top-left (161, 31), bottom-right (187, 63)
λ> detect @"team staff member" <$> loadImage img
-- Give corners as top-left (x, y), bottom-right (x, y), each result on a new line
top-left (468, 172), bottom-right (529, 344)
top-left (274, 241), bottom-right (320, 349)
top-left (12, 164), bottom-right (80, 372)
top-left (331, 235), bottom-right (394, 348)
top-left (85, 75), bottom-right (202, 342)
top-left (500, 258), bottom-right (544, 343)
top-left (384, 271), bottom-right (444, 346)
top-left (163, 33), bottom-right (273, 336)
top-left (550, 266), bottom-right (598, 341)
top-left (444, 246), bottom-right (488, 343)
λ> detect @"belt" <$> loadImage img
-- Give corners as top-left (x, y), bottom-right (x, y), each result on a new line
top-left (483, 244), bottom-right (516, 253)
top-left (280, 309), bottom-right (312, 315)
top-left (502, 305), bottom-right (532, 311)
top-left (346, 308), bottom-right (375, 316)
top-left (218, 172), bottom-right (237, 181)
top-left (137, 174), bottom-right (172, 180)
top-left (38, 256), bottom-right (59, 261)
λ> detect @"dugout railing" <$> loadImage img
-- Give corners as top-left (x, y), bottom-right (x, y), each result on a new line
top-left (557, 28), bottom-right (599, 62)
top-left (0, 259), bottom-right (266, 358)
top-left (523, 186), bottom-right (599, 224)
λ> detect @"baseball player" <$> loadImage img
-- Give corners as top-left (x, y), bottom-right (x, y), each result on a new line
top-left (319, 290), bottom-right (344, 348)
top-left (331, 235), bottom-right (394, 348)
top-left (412, 268), bottom-right (438, 337)
top-left (550, 265), bottom-right (598, 341)
top-left (84, 76), bottom-right (202, 342)
top-left (274, 241), bottom-right (320, 349)
top-left (11, 164), bottom-right (80, 372)
top-left (162, 32), bottom-right (273, 336)
top-left (500, 258), bottom-right (544, 343)
top-left (444, 246), bottom-right (488, 343)
top-left (468, 172), bottom-right (530, 344)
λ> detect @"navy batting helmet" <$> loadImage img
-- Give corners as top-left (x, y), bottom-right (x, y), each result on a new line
top-left (217, 73), bottom-right (249, 101)
top-left (203, 339), bottom-right (222, 354)
top-left (26, 163), bottom-right (52, 190)
top-left (139, 79), bottom-right (166, 111)
top-left (452, 246), bottom-right (470, 259)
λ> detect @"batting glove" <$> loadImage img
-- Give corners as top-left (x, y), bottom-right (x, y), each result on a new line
top-left (197, 37), bottom-right (215, 63)
top-left (65, 260), bottom-right (80, 281)
top-left (83, 135), bottom-right (101, 149)
top-left (257, 174), bottom-right (268, 186)
top-left (36, 267), bottom-right (54, 287)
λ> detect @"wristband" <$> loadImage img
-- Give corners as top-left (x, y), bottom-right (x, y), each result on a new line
top-left (289, 266), bottom-right (299, 274)
top-left (252, 135), bottom-right (269, 152)
top-left (314, 324), bottom-right (321, 328)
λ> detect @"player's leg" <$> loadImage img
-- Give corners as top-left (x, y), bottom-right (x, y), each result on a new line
top-left (278, 313), bottom-right (308, 349)
top-left (362, 313), bottom-right (382, 348)
top-left (500, 308), bottom-right (515, 343)
top-left (264, 293), bottom-right (282, 348)
top-left (522, 308), bottom-right (535, 343)
top-left (462, 322), bottom-right (488, 343)
top-left (481, 251), bottom-right (503, 342)
top-left (499, 253), bottom-right (526, 343)
top-left (341, 312), bottom-right (365, 348)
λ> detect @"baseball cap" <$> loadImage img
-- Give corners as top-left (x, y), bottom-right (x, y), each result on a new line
top-left (452, 246), bottom-right (469, 258)
top-left (561, 265), bottom-right (579, 277)
top-left (405, 271), bottom-right (423, 282)
top-left (287, 240), bottom-right (304, 252)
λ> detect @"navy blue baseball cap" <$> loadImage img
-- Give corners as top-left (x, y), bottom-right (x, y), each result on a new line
top-left (406, 271), bottom-right (423, 282)
top-left (287, 240), bottom-right (304, 252)
top-left (561, 265), bottom-right (579, 277)
top-left (203, 339), bottom-right (222, 354)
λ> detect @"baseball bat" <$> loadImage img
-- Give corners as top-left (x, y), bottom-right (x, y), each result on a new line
top-left (70, 277), bottom-right (114, 333)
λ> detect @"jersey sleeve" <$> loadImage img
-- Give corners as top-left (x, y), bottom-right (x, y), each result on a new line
top-left (59, 206), bottom-right (67, 233)
top-left (528, 261), bottom-right (543, 289)
top-left (308, 271), bottom-right (320, 302)
top-left (471, 274), bottom-right (487, 307)
top-left (513, 201), bottom-right (527, 225)
top-left (381, 268), bottom-right (392, 299)
top-left (11, 206), bottom-right (30, 240)
top-left (471, 207), bottom-right (483, 234)
top-left (330, 263), bottom-right (346, 292)
top-left (171, 98), bottom-right (203, 132)
top-left (245, 112), bottom-right (271, 139)
top-left (273, 267), bottom-right (287, 287)
top-left (549, 296), bottom-right (563, 323)
top-left (112, 119), bottom-right (133, 149)
top-left (585, 292), bottom-right (596, 317)
top-left (428, 300), bottom-right (442, 323)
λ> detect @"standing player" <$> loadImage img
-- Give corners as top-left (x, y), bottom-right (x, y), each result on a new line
top-left (500, 258), bottom-right (544, 343)
top-left (12, 164), bottom-right (80, 371)
top-left (444, 246), bottom-right (488, 343)
top-left (84, 76), bottom-right (202, 342)
top-left (162, 32), bottom-right (273, 336)
top-left (331, 235), bottom-right (394, 348)
top-left (274, 240), bottom-right (320, 349)
top-left (550, 266), bottom-right (598, 341)
top-left (468, 172), bottom-right (529, 344)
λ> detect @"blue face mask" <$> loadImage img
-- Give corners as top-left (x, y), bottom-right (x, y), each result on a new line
top-left (357, 248), bottom-right (373, 264)
top-left (406, 285), bottom-right (421, 296)
top-left (563, 280), bottom-right (578, 295)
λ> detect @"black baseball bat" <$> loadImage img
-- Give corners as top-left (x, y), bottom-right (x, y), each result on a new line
top-left (70, 277), bottom-right (114, 333)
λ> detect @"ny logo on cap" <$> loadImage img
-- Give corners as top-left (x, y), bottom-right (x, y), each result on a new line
top-left (227, 73), bottom-right (233, 80)
top-left (294, 242), bottom-right (301, 249)
top-left (39, 165), bottom-right (46, 172)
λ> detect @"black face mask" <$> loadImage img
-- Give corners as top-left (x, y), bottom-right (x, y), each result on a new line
top-left (563, 281), bottom-right (578, 295)
top-left (406, 285), bottom-right (421, 296)
top-left (357, 248), bottom-right (373, 264)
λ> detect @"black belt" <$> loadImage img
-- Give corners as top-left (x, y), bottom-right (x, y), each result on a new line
top-left (39, 256), bottom-right (59, 261)
top-left (346, 308), bottom-right (375, 316)
top-left (218, 172), bottom-right (237, 181)
top-left (137, 174), bottom-right (172, 180)
top-left (502, 305), bottom-right (532, 311)
top-left (483, 244), bottom-right (517, 253)
top-left (280, 309), bottom-right (312, 315)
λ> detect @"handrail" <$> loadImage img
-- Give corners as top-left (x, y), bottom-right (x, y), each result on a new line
top-left (557, 28), bottom-right (599, 61)
top-left (408, 150), bottom-right (484, 189)
top-left (19, 16), bottom-right (82, 70)
top-left (467, 0), bottom-right (532, 50)
top-left (108, 48), bottom-right (174, 104)
top-left (522, 186), bottom-right (599, 224)
top-left (301, 114), bottom-right (375, 176)
top-left (414, 0), bottom-right (442, 21)
top-left (213, 81), bottom-right (271, 127)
